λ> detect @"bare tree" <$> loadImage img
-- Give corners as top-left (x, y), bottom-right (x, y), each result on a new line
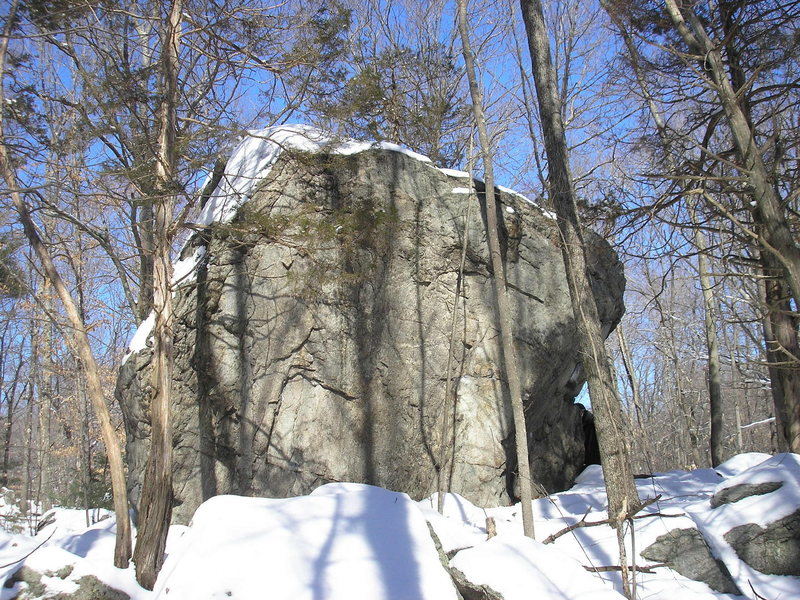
top-left (131, 0), bottom-right (181, 588)
top-left (456, 0), bottom-right (536, 539)
top-left (519, 0), bottom-right (640, 593)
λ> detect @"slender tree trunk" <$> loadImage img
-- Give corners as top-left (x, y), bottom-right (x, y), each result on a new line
top-left (22, 322), bottom-right (37, 517)
top-left (2, 167), bottom-right (133, 567)
top-left (455, 0), bottom-right (535, 538)
top-left (616, 326), bottom-right (650, 467)
top-left (36, 282), bottom-right (53, 511)
top-left (0, 0), bottom-right (131, 566)
top-left (2, 360), bottom-right (22, 487)
top-left (133, 0), bottom-right (182, 588)
top-left (688, 204), bottom-right (724, 465)
top-left (519, 0), bottom-right (640, 592)
top-left (610, 8), bottom-right (725, 467)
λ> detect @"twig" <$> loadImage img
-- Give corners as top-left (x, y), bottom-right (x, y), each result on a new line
top-left (748, 580), bottom-right (769, 600)
top-left (544, 496), bottom-right (663, 544)
top-left (584, 564), bottom-right (666, 575)
top-left (0, 529), bottom-right (56, 569)
top-left (542, 507), bottom-right (592, 544)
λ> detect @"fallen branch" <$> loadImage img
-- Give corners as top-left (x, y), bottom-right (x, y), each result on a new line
top-left (0, 529), bottom-right (56, 570)
top-left (544, 496), bottom-right (664, 544)
top-left (584, 563), bottom-right (666, 575)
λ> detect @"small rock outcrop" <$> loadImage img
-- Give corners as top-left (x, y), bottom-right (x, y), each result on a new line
top-left (117, 142), bottom-right (624, 523)
top-left (710, 481), bottom-right (783, 508)
top-left (724, 509), bottom-right (800, 576)
top-left (640, 528), bottom-right (741, 594)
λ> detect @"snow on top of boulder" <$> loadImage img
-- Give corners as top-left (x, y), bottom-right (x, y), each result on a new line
top-left (437, 167), bottom-right (471, 178)
top-left (171, 246), bottom-right (206, 287)
top-left (683, 454), bottom-right (800, 599)
top-left (195, 125), bottom-right (431, 227)
top-left (122, 246), bottom-right (208, 363)
top-left (153, 484), bottom-right (458, 600)
top-left (450, 535), bottom-right (626, 600)
top-left (710, 453), bottom-right (800, 522)
top-left (713, 452), bottom-right (772, 478)
top-left (123, 125), bottom-right (555, 363)
top-left (122, 311), bottom-right (155, 364)
top-left (193, 124), bottom-right (554, 228)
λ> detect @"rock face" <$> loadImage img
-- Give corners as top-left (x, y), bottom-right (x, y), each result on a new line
top-left (710, 481), bottom-right (783, 508)
top-left (640, 528), bottom-right (741, 595)
top-left (117, 146), bottom-right (624, 523)
top-left (724, 509), bottom-right (800, 576)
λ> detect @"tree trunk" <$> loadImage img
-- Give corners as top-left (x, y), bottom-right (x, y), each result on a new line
top-left (132, 0), bottom-right (182, 588)
top-left (688, 204), bottom-right (724, 465)
top-left (438, 137), bottom-right (474, 514)
top-left (455, 0), bottom-right (535, 538)
top-left (759, 253), bottom-right (800, 453)
top-left (616, 326), bottom-right (650, 467)
top-left (519, 0), bottom-right (640, 592)
top-left (2, 359), bottom-right (22, 488)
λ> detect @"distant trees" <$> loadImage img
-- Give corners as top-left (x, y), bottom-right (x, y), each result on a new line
top-left (0, 0), bottom-right (351, 584)
top-left (603, 0), bottom-right (800, 454)
top-left (0, 0), bottom-right (133, 565)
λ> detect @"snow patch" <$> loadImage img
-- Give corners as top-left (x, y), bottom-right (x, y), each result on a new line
top-left (1, 454), bottom-right (799, 600)
top-left (714, 452), bottom-right (772, 477)
top-left (196, 125), bottom-right (432, 227)
top-left (437, 168), bottom-right (471, 179)
top-left (450, 535), bottom-right (625, 600)
top-left (172, 246), bottom-right (206, 286)
top-left (122, 312), bottom-right (155, 364)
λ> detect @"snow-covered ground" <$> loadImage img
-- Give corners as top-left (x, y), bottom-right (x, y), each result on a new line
top-left (0, 453), bottom-right (797, 599)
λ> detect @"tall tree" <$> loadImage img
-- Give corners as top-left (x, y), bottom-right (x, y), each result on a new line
top-left (519, 0), bottom-right (640, 592)
top-left (456, 0), bottom-right (536, 538)
top-left (131, 0), bottom-right (182, 588)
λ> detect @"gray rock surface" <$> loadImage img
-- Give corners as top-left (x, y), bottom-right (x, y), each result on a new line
top-left (117, 148), bottom-right (625, 523)
top-left (447, 567), bottom-right (504, 600)
top-left (724, 509), bottom-right (800, 576)
top-left (710, 481), bottom-right (783, 508)
top-left (640, 528), bottom-right (740, 594)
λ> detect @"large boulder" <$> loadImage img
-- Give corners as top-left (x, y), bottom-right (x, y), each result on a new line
top-left (117, 137), bottom-right (625, 523)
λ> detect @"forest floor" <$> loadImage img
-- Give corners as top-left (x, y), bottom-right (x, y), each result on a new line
top-left (0, 452), bottom-right (797, 599)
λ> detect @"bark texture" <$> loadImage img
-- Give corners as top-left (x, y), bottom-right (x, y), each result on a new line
top-left (519, 0), bottom-right (640, 591)
top-left (132, 0), bottom-right (182, 589)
